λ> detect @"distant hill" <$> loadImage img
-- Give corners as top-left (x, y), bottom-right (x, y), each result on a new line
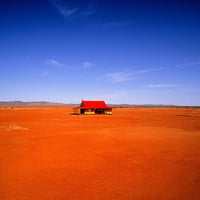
top-left (0, 101), bottom-right (78, 107)
top-left (0, 101), bottom-right (197, 107)
top-left (108, 104), bottom-right (177, 107)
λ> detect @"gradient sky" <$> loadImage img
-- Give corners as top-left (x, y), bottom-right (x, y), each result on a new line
top-left (1, 0), bottom-right (200, 105)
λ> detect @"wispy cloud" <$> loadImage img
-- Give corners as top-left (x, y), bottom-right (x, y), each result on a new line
top-left (106, 68), bottom-right (164, 83)
top-left (192, 62), bottom-right (200, 65)
top-left (106, 72), bottom-right (134, 83)
top-left (179, 88), bottom-right (200, 92)
top-left (87, 91), bottom-right (126, 102)
top-left (51, 0), bottom-right (95, 18)
top-left (82, 61), bottom-right (94, 69)
top-left (42, 72), bottom-right (48, 76)
top-left (103, 91), bottom-right (126, 99)
top-left (176, 61), bottom-right (200, 67)
top-left (46, 59), bottom-right (64, 67)
top-left (147, 84), bottom-right (181, 88)
top-left (46, 59), bottom-right (95, 70)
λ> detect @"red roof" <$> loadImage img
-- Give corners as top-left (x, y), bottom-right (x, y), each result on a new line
top-left (74, 100), bottom-right (112, 109)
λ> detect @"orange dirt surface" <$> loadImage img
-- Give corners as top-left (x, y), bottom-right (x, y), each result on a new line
top-left (0, 107), bottom-right (200, 200)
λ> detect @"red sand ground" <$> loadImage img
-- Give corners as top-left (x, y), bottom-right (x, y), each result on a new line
top-left (0, 107), bottom-right (200, 200)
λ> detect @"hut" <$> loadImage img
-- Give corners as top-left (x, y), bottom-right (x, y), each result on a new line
top-left (72, 100), bottom-right (113, 115)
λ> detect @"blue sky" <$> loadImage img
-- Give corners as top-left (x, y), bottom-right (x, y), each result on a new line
top-left (1, 0), bottom-right (200, 105)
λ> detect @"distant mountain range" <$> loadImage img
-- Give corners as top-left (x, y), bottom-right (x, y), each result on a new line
top-left (0, 101), bottom-right (78, 107)
top-left (0, 101), bottom-right (192, 107)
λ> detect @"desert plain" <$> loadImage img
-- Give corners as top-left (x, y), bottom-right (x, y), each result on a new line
top-left (0, 106), bottom-right (200, 200)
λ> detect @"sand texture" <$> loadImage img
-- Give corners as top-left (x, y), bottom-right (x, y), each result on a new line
top-left (0, 107), bottom-right (200, 200)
